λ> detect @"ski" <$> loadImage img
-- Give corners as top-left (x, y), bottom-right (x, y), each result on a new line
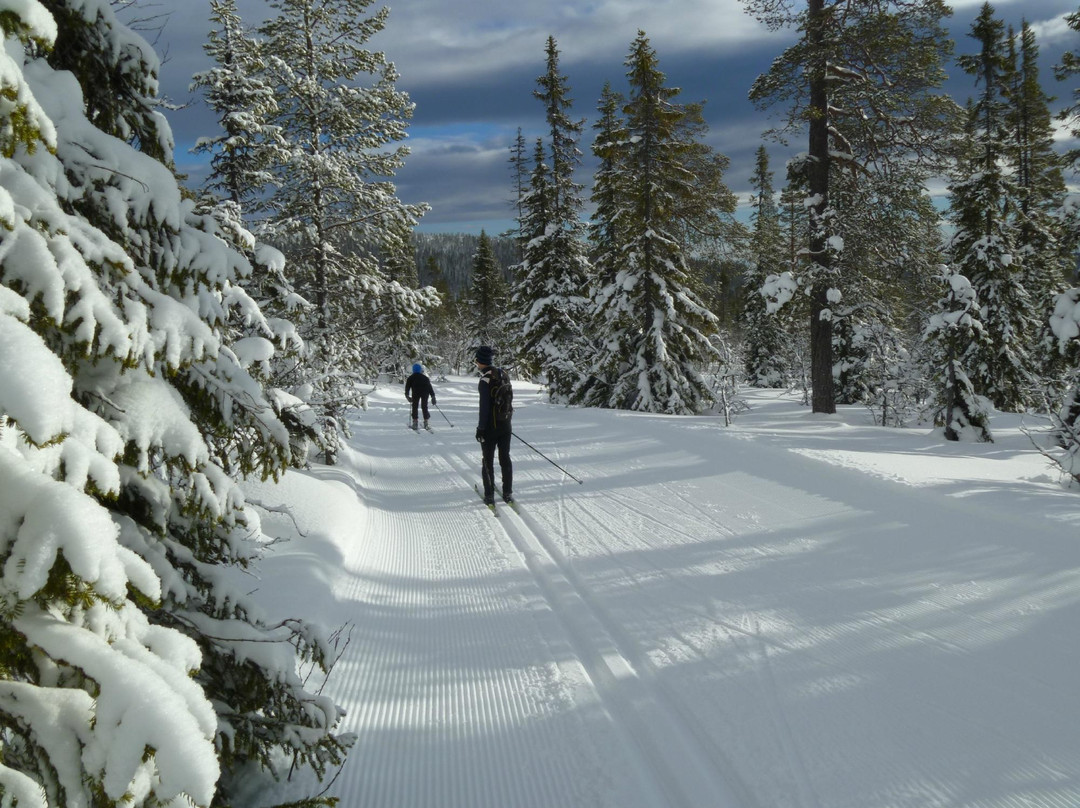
top-left (474, 484), bottom-right (498, 516)
top-left (498, 490), bottom-right (518, 511)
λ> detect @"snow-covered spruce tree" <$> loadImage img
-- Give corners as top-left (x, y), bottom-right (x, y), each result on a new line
top-left (569, 82), bottom-right (626, 407)
top-left (467, 230), bottom-right (511, 349)
top-left (827, 165), bottom-right (945, 405)
top-left (1, 1), bottom-right (348, 806)
top-left (258, 0), bottom-right (434, 462)
top-left (746, 0), bottom-right (960, 414)
top-left (743, 146), bottom-right (790, 387)
top-left (373, 230), bottom-right (437, 378)
top-left (1047, 289), bottom-right (1080, 477)
top-left (923, 269), bottom-right (993, 442)
top-left (587, 82), bottom-right (626, 289)
top-left (192, 0), bottom-right (317, 463)
top-left (584, 32), bottom-right (725, 414)
top-left (509, 37), bottom-right (592, 400)
top-left (1056, 5), bottom-right (1080, 166)
top-left (190, 0), bottom-right (284, 209)
top-left (507, 138), bottom-right (552, 368)
top-left (1008, 22), bottom-right (1072, 353)
top-left (949, 2), bottom-right (1036, 413)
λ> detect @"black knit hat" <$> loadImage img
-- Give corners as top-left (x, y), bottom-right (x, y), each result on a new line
top-left (474, 345), bottom-right (494, 364)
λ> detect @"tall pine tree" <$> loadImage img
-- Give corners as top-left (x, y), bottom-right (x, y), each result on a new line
top-left (743, 146), bottom-right (789, 387)
top-left (467, 230), bottom-right (510, 348)
top-left (746, 0), bottom-right (960, 413)
top-left (949, 2), bottom-right (1036, 412)
top-left (583, 32), bottom-right (725, 414)
top-left (1009, 22), bottom-right (1070, 313)
top-left (509, 37), bottom-right (592, 399)
top-left (190, 0), bottom-right (284, 208)
top-left (258, 0), bottom-right (435, 461)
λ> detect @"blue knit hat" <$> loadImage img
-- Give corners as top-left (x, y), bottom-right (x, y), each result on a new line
top-left (475, 345), bottom-right (494, 364)
top-left (412, 363), bottom-right (422, 374)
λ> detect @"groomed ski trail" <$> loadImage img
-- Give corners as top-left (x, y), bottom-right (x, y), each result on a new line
top-left (261, 378), bottom-right (1080, 808)
top-left (309, 389), bottom-right (679, 808)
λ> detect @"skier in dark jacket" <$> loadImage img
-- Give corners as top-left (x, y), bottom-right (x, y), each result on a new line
top-left (474, 345), bottom-right (512, 505)
top-left (405, 363), bottom-right (436, 429)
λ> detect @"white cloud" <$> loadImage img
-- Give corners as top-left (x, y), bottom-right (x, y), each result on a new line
top-left (377, 0), bottom-right (780, 87)
top-left (1029, 14), bottom-right (1072, 47)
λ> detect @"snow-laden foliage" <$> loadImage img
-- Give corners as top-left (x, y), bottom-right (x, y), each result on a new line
top-left (949, 4), bottom-right (1038, 413)
top-left (742, 147), bottom-right (790, 388)
top-left (256, 0), bottom-right (436, 460)
top-left (509, 37), bottom-right (593, 399)
top-left (0, 3), bottom-right (348, 805)
top-left (576, 32), bottom-right (726, 414)
top-left (190, 0), bottom-right (286, 208)
top-left (1044, 287), bottom-right (1080, 480)
top-left (923, 268), bottom-right (993, 442)
top-left (746, 0), bottom-right (960, 413)
top-left (466, 230), bottom-right (510, 351)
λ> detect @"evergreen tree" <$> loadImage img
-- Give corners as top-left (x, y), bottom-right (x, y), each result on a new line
top-left (1048, 287), bottom-right (1080, 475)
top-left (192, 0), bottom-right (315, 462)
top-left (190, 0), bottom-right (284, 207)
top-left (949, 2), bottom-right (1035, 412)
top-left (467, 230), bottom-right (510, 348)
top-left (746, 0), bottom-right (960, 413)
top-left (1055, 6), bottom-right (1080, 170)
top-left (509, 37), bottom-right (592, 399)
top-left (743, 146), bottom-right (789, 387)
top-left (258, 0), bottom-right (434, 460)
top-left (508, 127), bottom-right (529, 259)
top-left (2, 2), bottom-right (347, 805)
top-left (828, 165), bottom-right (944, 405)
top-left (570, 82), bottom-right (627, 406)
top-left (1009, 22), bottom-right (1070, 313)
top-left (587, 82), bottom-right (626, 286)
top-left (584, 32), bottom-right (724, 414)
top-left (924, 269), bottom-right (993, 442)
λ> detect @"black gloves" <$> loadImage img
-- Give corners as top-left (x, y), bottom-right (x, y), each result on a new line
top-left (475, 428), bottom-right (484, 443)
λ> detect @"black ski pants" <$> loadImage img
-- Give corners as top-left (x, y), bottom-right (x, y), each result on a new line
top-left (410, 394), bottom-right (431, 422)
top-left (481, 423), bottom-right (512, 499)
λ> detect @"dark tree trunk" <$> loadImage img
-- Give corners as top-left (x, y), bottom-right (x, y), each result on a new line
top-left (807, 0), bottom-right (835, 414)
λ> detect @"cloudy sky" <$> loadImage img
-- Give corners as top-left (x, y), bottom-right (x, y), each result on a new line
top-left (153, 0), bottom-right (1078, 236)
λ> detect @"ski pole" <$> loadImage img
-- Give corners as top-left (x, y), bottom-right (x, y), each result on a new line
top-left (511, 431), bottom-right (583, 484)
top-left (435, 403), bottom-right (454, 427)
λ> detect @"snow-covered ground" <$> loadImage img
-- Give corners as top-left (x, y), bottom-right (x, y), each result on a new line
top-left (244, 377), bottom-right (1080, 808)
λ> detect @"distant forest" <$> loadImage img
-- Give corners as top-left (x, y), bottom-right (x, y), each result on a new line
top-left (413, 233), bottom-right (520, 297)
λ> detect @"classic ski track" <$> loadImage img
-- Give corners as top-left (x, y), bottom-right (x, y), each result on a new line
top-left (313, 397), bottom-right (1080, 808)
top-left (323, 425), bottom-right (646, 808)
top-left (427, 430), bottom-right (751, 808)
top-left (553, 487), bottom-right (818, 808)
top-left (424, 433), bottom-right (675, 806)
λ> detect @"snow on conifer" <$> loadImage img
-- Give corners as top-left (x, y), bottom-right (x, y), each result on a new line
top-left (580, 32), bottom-right (725, 414)
top-left (509, 37), bottom-right (593, 400)
top-left (0, 2), bottom-right (348, 805)
top-left (256, 0), bottom-right (436, 462)
top-left (949, 4), bottom-right (1037, 413)
top-left (923, 267), bottom-right (993, 443)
